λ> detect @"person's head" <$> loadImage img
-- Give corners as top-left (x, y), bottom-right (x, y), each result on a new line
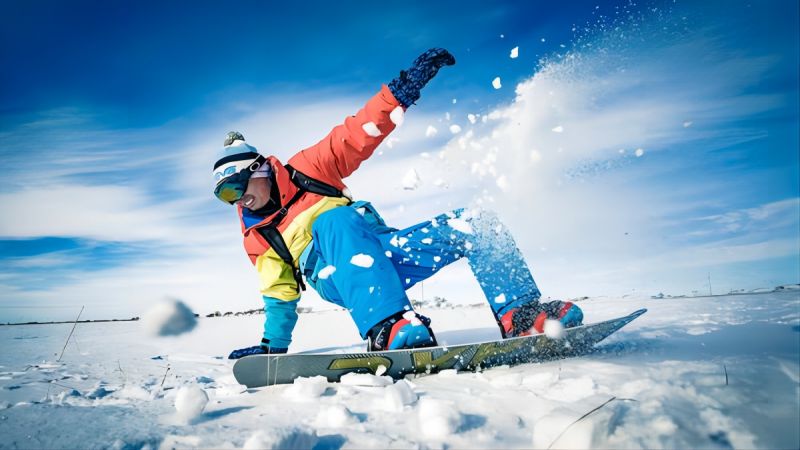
top-left (212, 131), bottom-right (273, 211)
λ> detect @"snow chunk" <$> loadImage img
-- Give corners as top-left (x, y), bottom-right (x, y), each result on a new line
top-left (552, 125), bottom-right (564, 133)
top-left (489, 372), bottom-right (523, 388)
top-left (635, 148), bottom-right (645, 157)
top-left (385, 250), bottom-right (392, 258)
top-left (683, 120), bottom-right (693, 128)
top-left (532, 409), bottom-right (594, 449)
top-left (389, 236), bottom-right (409, 248)
top-left (402, 168), bottom-right (421, 190)
top-left (315, 404), bottom-right (359, 428)
top-left (420, 238), bottom-right (433, 245)
top-left (284, 376), bottom-right (329, 401)
top-left (447, 218), bottom-right (473, 234)
top-left (418, 398), bottom-right (462, 439)
top-left (362, 121), bottom-right (382, 137)
top-left (544, 319), bottom-right (565, 339)
top-left (494, 293), bottom-right (506, 304)
top-left (510, 46), bottom-right (519, 58)
top-left (244, 428), bottom-right (318, 450)
top-left (492, 77), bottom-right (502, 89)
top-left (542, 376), bottom-right (596, 402)
top-left (468, 114), bottom-right (477, 124)
top-left (317, 265), bottom-right (336, 280)
top-left (383, 380), bottom-right (418, 412)
top-left (340, 372), bottom-right (393, 387)
top-left (390, 106), bottom-right (405, 126)
top-left (174, 386), bottom-right (208, 422)
top-left (141, 298), bottom-right (197, 337)
top-left (425, 125), bottom-right (438, 138)
top-left (449, 124), bottom-right (462, 134)
top-left (350, 254), bottom-right (374, 268)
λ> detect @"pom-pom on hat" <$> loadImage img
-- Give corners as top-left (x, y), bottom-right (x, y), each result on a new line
top-left (213, 131), bottom-right (271, 182)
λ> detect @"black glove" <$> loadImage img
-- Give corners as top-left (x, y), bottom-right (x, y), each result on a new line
top-left (388, 48), bottom-right (456, 108)
top-left (227, 338), bottom-right (288, 359)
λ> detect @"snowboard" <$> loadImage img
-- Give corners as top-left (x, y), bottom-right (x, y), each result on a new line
top-left (233, 308), bottom-right (647, 388)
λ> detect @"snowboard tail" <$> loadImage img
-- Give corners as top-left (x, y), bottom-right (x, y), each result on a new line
top-left (233, 308), bottom-right (647, 388)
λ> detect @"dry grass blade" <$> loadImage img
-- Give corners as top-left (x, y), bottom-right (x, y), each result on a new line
top-left (57, 306), bottom-right (84, 362)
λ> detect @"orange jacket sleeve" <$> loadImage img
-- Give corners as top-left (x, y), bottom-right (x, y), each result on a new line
top-left (287, 85), bottom-right (403, 190)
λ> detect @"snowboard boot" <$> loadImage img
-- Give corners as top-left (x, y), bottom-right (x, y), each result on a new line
top-left (366, 310), bottom-right (437, 351)
top-left (499, 300), bottom-right (583, 338)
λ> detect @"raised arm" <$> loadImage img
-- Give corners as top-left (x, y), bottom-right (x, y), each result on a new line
top-left (288, 48), bottom-right (455, 187)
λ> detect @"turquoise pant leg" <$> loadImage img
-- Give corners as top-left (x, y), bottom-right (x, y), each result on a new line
top-left (378, 208), bottom-right (540, 319)
top-left (310, 207), bottom-right (412, 338)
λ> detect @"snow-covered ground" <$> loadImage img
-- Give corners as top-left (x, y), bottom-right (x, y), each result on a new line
top-left (1, 291), bottom-right (798, 449)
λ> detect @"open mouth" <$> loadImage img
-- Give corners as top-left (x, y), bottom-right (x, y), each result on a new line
top-left (241, 195), bottom-right (256, 208)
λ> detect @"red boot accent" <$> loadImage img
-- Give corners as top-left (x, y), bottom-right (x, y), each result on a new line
top-left (558, 302), bottom-right (574, 318)
top-left (387, 319), bottom-right (410, 347)
top-left (500, 309), bottom-right (516, 336)
top-left (532, 311), bottom-right (548, 333)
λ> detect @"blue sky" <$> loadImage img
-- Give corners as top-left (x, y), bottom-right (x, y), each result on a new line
top-left (1, 0), bottom-right (798, 322)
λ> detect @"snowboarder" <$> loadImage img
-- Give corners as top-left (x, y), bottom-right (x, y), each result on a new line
top-left (213, 48), bottom-right (583, 358)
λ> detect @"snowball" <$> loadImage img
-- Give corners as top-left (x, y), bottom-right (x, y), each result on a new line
top-left (452, 98), bottom-right (457, 104)
top-left (384, 250), bottom-right (392, 258)
top-left (494, 293), bottom-right (506, 304)
top-left (425, 125), bottom-right (438, 137)
top-left (174, 386), bottom-right (208, 422)
top-left (510, 46), bottom-right (519, 58)
top-left (340, 372), bottom-right (393, 387)
top-left (492, 77), bottom-right (502, 89)
top-left (447, 218), bottom-right (473, 234)
top-left (402, 168), bottom-right (421, 190)
top-left (551, 125), bottom-right (564, 133)
top-left (350, 253), bottom-right (374, 268)
top-left (635, 148), bottom-right (645, 157)
top-left (417, 398), bottom-right (462, 439)
top-left (496, 175), bottom-right (510, 192)
top-left (449, 124), bottom-right (462, 134)
top-left (141, 299), bottom-right (197, 337)
top-left (467, 114), bottom-right (477, 124)
top-left (544, 319), bottom-right (565, 339)
top-left (314, 404), bottom-right (358, 428)
top-left (317, 265), bottom-right (336, 279)
top-left (383, 380), bottom-right (418, 412)
top-left (390, 106), bottom-right (405, 126)
top-left (362, 121), bottom-right (381, 137)
top-left (283, 376), bottom-right (328, 401)
top-left (243, 428), bottom-right (318, 450)
top-left (683, 121), bottom-right (693, 128)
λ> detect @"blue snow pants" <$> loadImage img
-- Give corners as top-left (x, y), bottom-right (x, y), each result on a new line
top-left (305, 205), bottom-right (541, 338)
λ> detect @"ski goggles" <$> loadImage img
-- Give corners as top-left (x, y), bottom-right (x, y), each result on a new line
top-left (213, 155), bottom-right (267, 204)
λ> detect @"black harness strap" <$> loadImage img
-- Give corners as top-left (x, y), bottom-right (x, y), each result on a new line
top-left (255, 166), bottom-right (346, 292)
